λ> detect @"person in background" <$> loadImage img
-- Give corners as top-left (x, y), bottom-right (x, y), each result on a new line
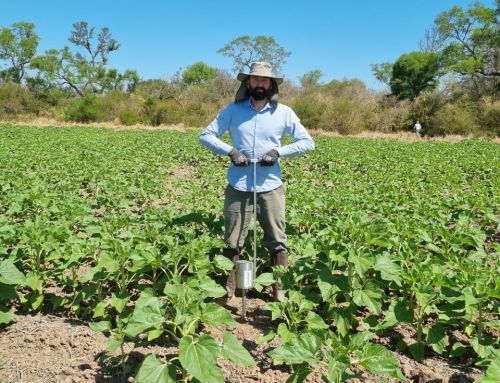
top-left (413, 120), bottom-right (422, 137)
top-left (199, 61), bottom-right (315, 301)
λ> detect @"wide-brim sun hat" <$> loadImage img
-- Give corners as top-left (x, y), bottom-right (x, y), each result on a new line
top-left (235, 61), bottom-right (283, 103)
top-left (237, 61), bottom-right (283, 84)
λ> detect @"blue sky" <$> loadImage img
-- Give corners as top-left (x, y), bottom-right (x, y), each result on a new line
top-left (2, 0), bottom-right (495, 90)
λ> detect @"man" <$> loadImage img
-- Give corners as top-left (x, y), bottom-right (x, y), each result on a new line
top-left (413, 120), bottom-right (422, 137)
top-left (199, 61), bottom-right (315, 301)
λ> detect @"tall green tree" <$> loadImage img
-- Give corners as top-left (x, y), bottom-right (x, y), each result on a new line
top-left (217, 35), bottom-right (290, 74)
top-left (371, 63), bottom-right (393, 87)
top-left (299, 69), bottom-right (323, 89)
top-left (0, 22), bottom-right (39, 83)
top-left (30, 21), bottom-right (133, 96)
top-left (433, 1), bottom-right (499, 98)
top-left (390, 51), bottom-right (441, 100)
top-left (182, 62), bottom-right (218, 85)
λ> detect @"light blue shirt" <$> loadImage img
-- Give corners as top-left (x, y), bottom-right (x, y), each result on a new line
top-left (199, 99), bottom-right (315, 192)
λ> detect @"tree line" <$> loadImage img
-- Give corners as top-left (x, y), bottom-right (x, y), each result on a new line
top-left (0, 1), bottom-right (498, 136)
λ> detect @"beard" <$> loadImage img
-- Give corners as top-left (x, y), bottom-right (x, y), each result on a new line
top-left (248, 85), bottom-right (273, 101)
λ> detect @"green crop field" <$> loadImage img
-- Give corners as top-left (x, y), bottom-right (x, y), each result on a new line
top-left (0, 125), bottom-right (498, 382)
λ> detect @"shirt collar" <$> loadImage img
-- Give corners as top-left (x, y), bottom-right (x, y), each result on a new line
top-left (246, 98), bottom-right (274, 112)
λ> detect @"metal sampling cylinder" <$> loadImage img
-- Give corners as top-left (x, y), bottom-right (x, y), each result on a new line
top-left (235, 260), bottom-right (254, 289)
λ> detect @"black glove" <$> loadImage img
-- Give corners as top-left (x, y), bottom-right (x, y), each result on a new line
top-left (260, 149), bottom-right (280, 166)
top-left (228, 148), bottom-right (249, 166)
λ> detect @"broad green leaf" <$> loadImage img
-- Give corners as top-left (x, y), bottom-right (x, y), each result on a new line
top-left (199, 276), bottom-right (226, 298)
top-left (179, 334), bottom-right (223, 383)
top-left (0, 260), bottom-right (25, 285)
top-left (352, 286), bottom-right (382, 314)
top-left (253, 272), bottom-right (274, 292)
top-left (408, 342), bottom-right (425, 361)
top-left (425, 324), bottom-right (447, 355)
top-left (97, 253), bottom-right (119, 273)
top-left (92, 301), bottom-right (109, 318)
top-left (334, 310), bottom-right (352, 337)
top-left (111, 292), bottom-right (131, 314)
top-left (25, 272), bottom-right (42, 293)
top-left (124, 297), bottom-right (165, 338)
top-left (348, 331), bottom-right (375, 350)
top-left (265, 301), bottom-right (286, 321)
top-left (450, 342), bottom-right (467, 358)
top-left (304, 311), bottom-right (328, 329)
top-left (89, 321), bottom-right (111, 333)
top-left (0, 284), bottom-right (18, 300)
top-left (222, 332), bottom-right (255, 367)
top-left (286, 363), bottom-right (312, 383)
top-left (201, 303), bottom-right (236, 327)
top-left (357, 343), bottom-right (405, 380)
top-left (478, 360), bottom-right (500, 383)
top-left (107, 337), bottom-right (123, 353)
top-left (326, 351), bottom-right (351, 382)
top-left (136, 354), bottom-right (177, 383)
top-left (214, 255), bottom-right (235, 271)
top-left (348, 252), bottom-right (373, 278)
top-left (415, 291), bottom-right (434, 309)
top-left (0, 310), bottom-right (15, 324)
top-left (471, 335), bottom-right (495, 359)
top-left (318, 272), bottom-right (349, 301)
top-left (29, 294), bottom-right (44, 310)
top-left (374, 253), bottom-right (402, 286)
top-left (392, 299), bottom-right (414, 323)
top-left (148, 329), bottom-right (164, 341)
top-left (256, 330), bottom-right (275, 345)
top-left (277, 322), bottom-right (295, 343)
top-left (164, 283), bottom-right (196, 303)
top-left (268, 332), bottom-right (320, 365)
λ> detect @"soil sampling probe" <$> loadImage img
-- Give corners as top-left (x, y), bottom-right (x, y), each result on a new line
top-left (234, 158), bottom-right (259, 319)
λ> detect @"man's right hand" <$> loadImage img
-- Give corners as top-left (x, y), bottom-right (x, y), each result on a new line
top-left (228, 148), bottom-right (249, 166)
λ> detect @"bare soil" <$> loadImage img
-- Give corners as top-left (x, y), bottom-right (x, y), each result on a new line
top-left (0, 295), bottom-right (484, 383)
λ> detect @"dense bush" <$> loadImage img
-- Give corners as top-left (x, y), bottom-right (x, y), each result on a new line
top-left (370, 96), bottom-right (411, 133)
top-left (407, 91), bottom-right (448, 134)
top-left (478, 100), bottom-right (500, 137)
top-left (142, 98), bottom-right (184, 126)
top-left (294, 94), bottom-right (327, 131)
top-left (65, 95), bottom-right (105, 122)
top-left (429, 101), bottom-right (478, 136)
top-left (119, 109), bottom-right (140, 125)
top-left (326, 96), bottom-right (366, 134)
top-left (0, 82), bottom-right (41, 118)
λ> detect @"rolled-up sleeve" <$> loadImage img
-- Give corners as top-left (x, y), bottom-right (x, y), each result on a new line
top-left (276, 109), bottom-right (315, 157)
top-left (199, 105), bottom-right (233, 156)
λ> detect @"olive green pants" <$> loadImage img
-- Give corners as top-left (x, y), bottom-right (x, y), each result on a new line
top-left (224, 184), bottom-right (287, 255)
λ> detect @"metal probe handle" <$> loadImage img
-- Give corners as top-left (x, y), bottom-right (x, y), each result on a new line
top-left (250, 159), bottom-right (258, 281)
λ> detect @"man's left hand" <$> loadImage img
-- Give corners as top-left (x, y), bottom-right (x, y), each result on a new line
top-left (260, 149), bottom-right (280, 166)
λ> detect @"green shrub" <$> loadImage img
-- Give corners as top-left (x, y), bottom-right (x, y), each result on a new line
top-left (45, 88), bottom-right (72, 107)
top-left (373, 96), bottom-right (411, 132)
top-left (294, 94), bottom-right (327, 131)
top-left (429, 102), bottom-right (478, 136)
top-left (183, 101), bottom-right (212, 127)
top-left (119, 109), bottom-right (140, 125)
top-left (0, 82), bottom-right (41, 117)
top-left (98, 90), bottom-right (130, 120)
top-left (407, 90), bottom-right (448, 135)
top-left (478, 100), bottom-right (500, 137)
top-left (66, 95), bottom-right (104, 123)
top-left (142, 98), bottom-right (183, 126)
top-left (156, 100), bottom-right (183, 125)
top-left (326, 97), bottom-right (365, 135)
